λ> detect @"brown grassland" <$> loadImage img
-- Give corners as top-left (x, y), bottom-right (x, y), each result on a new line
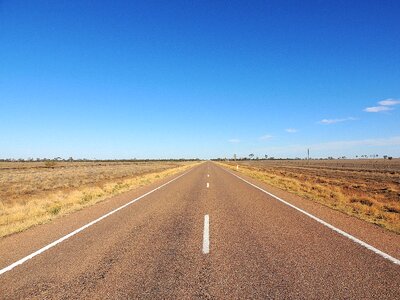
top-left (0, 161), bottom-right (198, 238)
top-left (219, 159), bottom-right (400, 233)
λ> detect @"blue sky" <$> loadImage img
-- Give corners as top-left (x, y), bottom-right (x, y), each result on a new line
top-left (1, 1), bottom-right (399, 159)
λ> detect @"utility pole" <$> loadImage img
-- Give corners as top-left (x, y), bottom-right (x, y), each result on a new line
top-left (307, 148), bottom-right (310, 160)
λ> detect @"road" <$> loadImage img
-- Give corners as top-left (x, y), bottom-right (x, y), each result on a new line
top-left (0, 162), bottom-right (399, 299)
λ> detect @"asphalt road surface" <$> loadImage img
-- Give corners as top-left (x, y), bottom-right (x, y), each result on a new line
top-left (1, 162), bottom-right (399, 299)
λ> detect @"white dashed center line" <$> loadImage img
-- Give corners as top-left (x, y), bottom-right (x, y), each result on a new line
top-left (207, 182), bottom-right (209, 188)
top-left (203, 214), bottom-right (210, 254)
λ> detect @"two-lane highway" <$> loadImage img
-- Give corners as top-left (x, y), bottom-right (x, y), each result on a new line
top-left (0, 162), bottom-right (399, 299)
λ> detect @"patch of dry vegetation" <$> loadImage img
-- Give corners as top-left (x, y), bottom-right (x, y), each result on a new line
top-left (0, 161), bottom-right (199, 237)
top-left (219, 159), bottom-right (400, 233)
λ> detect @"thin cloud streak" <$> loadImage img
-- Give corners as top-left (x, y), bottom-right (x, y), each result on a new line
top-left (364, 106), bottom-right (393, 113)
top-left (228, 138), bottom-right (241, 143)
top-left (285, 128), bottom-right (298, 133)
top-left (364, 98), bottom-right (399, 113)
top-left (259, 134), bottom-right (273, 140)
top-left (319, 117), bottom-right (356, 124)
top-left (378, 99), bottom-right (400, 106)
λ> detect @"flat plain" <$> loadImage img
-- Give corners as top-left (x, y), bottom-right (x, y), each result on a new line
top-left (0, 162), bottom-right (399, 299)
top-left (0, 161), bottom-right (196, 237)
top-left (220, 159), bottom-right (400, 233)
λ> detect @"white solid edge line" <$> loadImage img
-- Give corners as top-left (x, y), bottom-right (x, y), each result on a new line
top-left (0, 170), bottom-right (192, 276)
top-left (203, 214), bottom-right (210, 254)
top-left (224, 169), bottom-right (400, 266)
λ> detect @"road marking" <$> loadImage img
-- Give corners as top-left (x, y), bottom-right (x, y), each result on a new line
top-left (207, 182), bottom-right (209, 188)
top-left (0, 170), bottom-right (192, 276)
top-left (207, 174), bottom-right (210, 177)
top-left (203, 214), bottom-right (210, 254)
top-left (225, 169), bottom-right (400, 265)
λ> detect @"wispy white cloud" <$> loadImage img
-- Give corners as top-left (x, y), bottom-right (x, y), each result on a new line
top-left (319, 117), bottom-right (356, 125)
top-left (364, 98), bottom-right (400, 113)
top-left (228, 138), bottom-right (240, 143)
top-left (364, 106), bottom-right (393, 113)
top-left (285, 128), bottom-right (298, 133)
top-left (378, 99), bottom-right (400, 106)
top-left (259, 134), bottom-right (273, 140)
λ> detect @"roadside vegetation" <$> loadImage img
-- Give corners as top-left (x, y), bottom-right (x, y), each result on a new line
top-left (219, 159), bottom-right (400, 233)
top-left (0, 160), bottom-right (199, 238)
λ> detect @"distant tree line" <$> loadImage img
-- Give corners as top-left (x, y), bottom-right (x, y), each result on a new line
top-left (0, 157), bottom-right (201, 162)
top-left (211, 153), bottom-right (396, 161)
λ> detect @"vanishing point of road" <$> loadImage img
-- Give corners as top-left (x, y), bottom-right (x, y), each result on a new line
top-left (0, 162), bottom-right (399, 299)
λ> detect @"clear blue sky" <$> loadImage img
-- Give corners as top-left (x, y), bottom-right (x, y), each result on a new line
top-left (1, 1), bottom-right (399, 159)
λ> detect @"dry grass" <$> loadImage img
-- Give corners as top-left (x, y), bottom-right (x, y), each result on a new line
top-left (0, 161), bottom-right (199, 238)
top-left (219, 159), bottom-right (400, 233)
